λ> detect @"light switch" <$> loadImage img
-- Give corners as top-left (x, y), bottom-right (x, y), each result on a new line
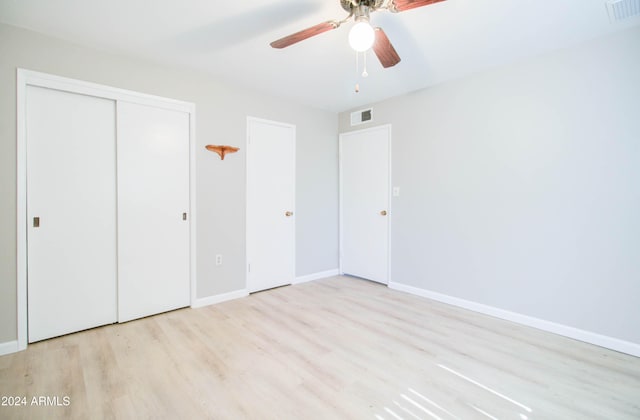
top-left (392, 187), bottom-right (400, 197)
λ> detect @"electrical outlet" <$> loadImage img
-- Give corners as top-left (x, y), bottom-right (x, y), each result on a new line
top-left (215, 254), bottom-right (222, 266)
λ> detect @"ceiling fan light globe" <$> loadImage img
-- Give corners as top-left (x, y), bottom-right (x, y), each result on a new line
top-left (348, 21), bottom-right (375, 52)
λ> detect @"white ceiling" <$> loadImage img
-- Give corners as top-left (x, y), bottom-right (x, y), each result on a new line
top-left (1, 0), bottom-right (639, 112)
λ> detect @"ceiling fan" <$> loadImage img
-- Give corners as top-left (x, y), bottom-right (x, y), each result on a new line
top-left (270, 0), bottom-right (446, 68)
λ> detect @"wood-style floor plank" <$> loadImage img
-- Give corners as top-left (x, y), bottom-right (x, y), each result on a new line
top-left (1, 276), bottom-right (639, 419)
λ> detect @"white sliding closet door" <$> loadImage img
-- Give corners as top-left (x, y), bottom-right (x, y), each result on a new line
top-left (117, 102), bottom-right (190, 322)
top-left (27, 86), bottom-right (118, 342)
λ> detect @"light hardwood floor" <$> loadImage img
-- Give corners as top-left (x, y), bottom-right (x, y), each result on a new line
top-left (1, 276), bottom-right (639, 419)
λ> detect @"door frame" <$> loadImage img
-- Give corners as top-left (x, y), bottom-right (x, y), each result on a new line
top-left (16, 69), bottom-right (197, 351)
top-left (245, 116), bottom-right (296, 292)
top-left (338, 124), bottom-right (392, 284)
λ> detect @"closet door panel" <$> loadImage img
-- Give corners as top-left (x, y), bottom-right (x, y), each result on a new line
top-left (27, 86), bottom-right (118, 342)
top-left (117, 102), bottom-right (190, 322)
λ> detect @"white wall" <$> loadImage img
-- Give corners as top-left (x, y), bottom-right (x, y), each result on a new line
top-left (0, 23), bottom-right (339, 345)
top-left (339, 26), bottom-right (640, 347)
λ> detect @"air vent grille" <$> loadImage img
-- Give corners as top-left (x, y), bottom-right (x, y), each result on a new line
top-left (350, 108), bottom-right (373, 126)
top-left (607, 0), bottom-right (640, 22)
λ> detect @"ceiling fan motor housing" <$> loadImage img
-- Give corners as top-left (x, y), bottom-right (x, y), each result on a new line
top-left (341, 0), bottom-right (386, 13)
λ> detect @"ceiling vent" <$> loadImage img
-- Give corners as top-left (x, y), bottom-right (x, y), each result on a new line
top-left (350, 107), bottom-right (373, 126)
top-left (606, 0), bottom-right (640, 22)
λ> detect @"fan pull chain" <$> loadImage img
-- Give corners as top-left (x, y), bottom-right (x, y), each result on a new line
top-left (354, 51), bottom-right (370, 93)
top-left (355, 50), bottom-right (360, 93)
top-left (362, 51), bottom-right (368, 78)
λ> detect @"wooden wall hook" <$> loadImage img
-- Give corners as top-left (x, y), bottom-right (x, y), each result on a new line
top-left (205, 145), bottom-right (240, 160)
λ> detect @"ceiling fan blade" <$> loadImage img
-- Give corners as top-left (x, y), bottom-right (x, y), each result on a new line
top-left (373, 28), bottom-right (401, 68)
top-left (270, 21), bottom-right (337, 49)
top-left (390, 0), bottom-right (446, 13)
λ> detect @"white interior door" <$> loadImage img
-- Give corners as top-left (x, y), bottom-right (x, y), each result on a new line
top-left (27, 86), bottom-right (117, 342)
top-left (340, 125), bottom-right (391, 284)
top-left (247, 117), bottom-right (296, 293)
top-left (117, 102), bottom-right (190, 322)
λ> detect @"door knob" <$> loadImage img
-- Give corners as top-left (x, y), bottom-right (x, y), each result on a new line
top-left (285, 211), bottom-right (294, 217)
top-left (380, 210), bottom-right (387, 216)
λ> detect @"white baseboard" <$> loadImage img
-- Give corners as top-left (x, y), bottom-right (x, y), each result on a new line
top-left (192, 289), bottom-right (249, 309)
top-left (294, 269), bottom-right (340, 284)
top-left (0, 340), bottom-right (19, 356)
top-left (191, 269), bottom-right (341, 308)
top-left (388, 281), bottom-right (640, 358)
